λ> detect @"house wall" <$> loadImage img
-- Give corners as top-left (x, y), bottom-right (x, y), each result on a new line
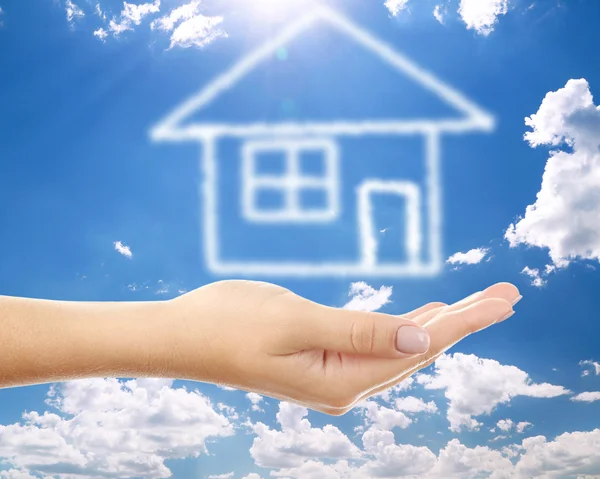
top-left (208, 134), bottom-right (435, 267)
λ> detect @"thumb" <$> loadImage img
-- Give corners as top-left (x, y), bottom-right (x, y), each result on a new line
top-left (290, 303), bottom-right (431, 359)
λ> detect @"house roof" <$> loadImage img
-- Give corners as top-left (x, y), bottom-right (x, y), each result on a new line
top-left (151, 5), bottom-right (494, 141)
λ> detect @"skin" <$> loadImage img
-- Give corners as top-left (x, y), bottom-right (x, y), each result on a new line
top-left (0, 280), bottom-right (521, 415)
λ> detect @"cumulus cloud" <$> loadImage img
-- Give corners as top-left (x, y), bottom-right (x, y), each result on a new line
top-left (249, 402), bottom-right (361, 469)
top-left (65, 0), bottom-right (85, 24)
top-left (418, 353), bottom-right (570, 431)
top-left (458, 0), bottom-right (509, 35)
top-left (108, 0), bottom-right (160, 36)
top-left (93, 27), bottom-right (108, 41)
top-left (208, 473), bottom-right (234, 479)
top-left (580, 359), bottom-right (600, 377)
top-left (113, 240), bottom-right (132, 258)
top-left (168, 13), bottom-right (226, 49)
top-left (151, 0), bottom-right (201, 31)
top-left (521, 266), bottom-right (546, 287)
top-left (343, 282), bottom-right (392, 312)
top-left (384, 0), bottom-right (410, 16)
top-left (0, 378), bottom-right (234, 477)
top-left (514, 429), bottom-right (600, 478)
top-left (496, 419), bottom-right (533, 434)
top-left (571, 391), bottom-right (600, 403)
top-left (394, 396), bottom-right (438, 414)
top-left (433, 4), bottom-right (447, 23)
top-left (247, 392), bottom-right (265, 412)
top-left (446, 247), bottom-right (490, 266)
top-left (506, 79), bottom-right (600, 269)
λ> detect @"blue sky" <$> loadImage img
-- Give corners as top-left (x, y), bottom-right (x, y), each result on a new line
top-left (1, 0), bottom-right (600, 478)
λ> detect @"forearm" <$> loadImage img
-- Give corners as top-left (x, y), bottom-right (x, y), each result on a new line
top-left (0, 295), bottom-right (177, 388)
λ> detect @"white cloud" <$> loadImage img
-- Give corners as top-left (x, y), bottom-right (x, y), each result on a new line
top-left (521, 266), bottom-right (546, 287)
top-left (168, 14), bottom-right (226, 49)
top-left (418, 353), bottom-right (570, 431)
top-left (394, 396), bottom-right (438, 414)
top-left (497, 418), bottom-right (514, 432)
top-left (374, 377), bottom-right (415, 402)
top-left (384, 0), bottom-right (409, 16)
top-left (571, 391), bottom-right (600, 403)
top-left (66, 0), bottom-right (85, 23)
top-left (359, 400), bottom-right (412, 431)
top-left (580, 360), bottom-right (600, 376)
top-left (93, 27), bottom-right (108, 41)
top-left (446, 247), bottom-right (490, 265)
top-left (428, 438), bottom-right (513, 478)
top-left (360, 430), bottom-right (437, 478)
top-left (516, 421), bottom-right (532, 433)
top-left (151, 0), bottom-right (200, 31)
top-left (458, 0), bottom-right (509, 35)
top-left (208, 473), bottom-right (234, 479)
top-left (246, 392), bottom-right (265, 412)
top-left (108, 0), bottom-right (160, 36)
top-left (0, 378), bottom-right (234, 477)
top-left (433, 4), bottom-right (447, 23)
top-left (241, 475), bottom-right (264, 479)
top-left (514, 429), bottom-right (600, 478)
top-left (95, 2), bottom-right (106, 20)
top-left (113, 240), bottom-right (132, 258)
top-left (249, 402), bottom-right (361, 469)
top-left (506, 79), bottom-right (600, 268)
top-left (343, 282), bottom-right (392, 312)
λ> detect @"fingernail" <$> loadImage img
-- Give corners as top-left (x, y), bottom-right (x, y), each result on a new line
top-left (496, 310), bottom-right (515, 323)
top-left (396, 326), bottom-right (431, 354)
top-left (511, 295), bottom-right (523, 306)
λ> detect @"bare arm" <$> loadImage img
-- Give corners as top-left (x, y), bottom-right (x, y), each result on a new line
top-left (0, 280), bottom-right (519, 415)
top-left (0, 295), bottom-right (177, 388)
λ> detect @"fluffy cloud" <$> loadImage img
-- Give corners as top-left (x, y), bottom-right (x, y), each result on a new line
top-left (418, 353), bottom-right (570, 431)
top-left (433, 4), bottom-right (447, 23)
top-left (168, 14), bottom-right (226, 49)
top-left (571, 391), bottom-right (600, 403)
top-left (580, 359), bottom-right (600, 377)
top-left (506, 79), bottom-right (600, 269)
top-left (113, 240), bottom-right (132, 258)
top-left (247, 392), bottom-right (265, 412)
top-left (458, 0), bottom-right (509, 35)
top-left (249, 402), bottom-right (361, 469)
top-left (93, 27), bottom-right (108, 41)
top-left (514, 429), bottom-right (600, 478)
top-left (343, 282), bottom-right (392, 312)
top-left (0, 378), bottom-right (234, 478)
top-left (394, 396), bottom-right (438, 414)
top-left (151, 0), bottom-right (201, 31)
top-left (108, 0), bottom-right (161, 36)
top-left (516, 421), bottom-right (533, 433)
top-left (208, 473), bottom-right (234, 479)
top-left (496, 419), bottom-right (533, 434)
top-left (446, 247), bottom-right (490, 266)
top-left (359, 401), bottom-right (412, 431)
top-left (428, 438), bottom-right (513, 478)
top-left (521, 266), bottom-right (546, 287)
top-left (150, 0), bottom-right (227, 49)
top-left (66, 0), bottom-right (85, 24)
top-left (384, 0), bottom-right (410, 16)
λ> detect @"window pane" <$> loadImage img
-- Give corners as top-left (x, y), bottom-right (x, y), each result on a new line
top-left (298, 149), bottom-right (326, 177)
top-left (253, 151), bottom-right (287, 176)
top-left (254, 187), bottom-right (286, 211)
top-left (298, 186), bottom-right (329, 212)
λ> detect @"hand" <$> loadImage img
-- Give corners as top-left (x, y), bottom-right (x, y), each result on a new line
top-left (165, 280), bottom-right (521, 415)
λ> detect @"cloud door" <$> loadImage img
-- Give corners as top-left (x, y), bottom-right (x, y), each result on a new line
top-left (358, 180), bottom-right (423, 269)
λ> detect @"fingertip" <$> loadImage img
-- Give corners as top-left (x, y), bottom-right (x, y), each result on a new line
top-left (482, 282), bottom-right (521, 305)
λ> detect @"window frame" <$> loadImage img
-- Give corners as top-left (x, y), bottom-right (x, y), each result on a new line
top-left (241, 138), bottom-right (340, 223)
